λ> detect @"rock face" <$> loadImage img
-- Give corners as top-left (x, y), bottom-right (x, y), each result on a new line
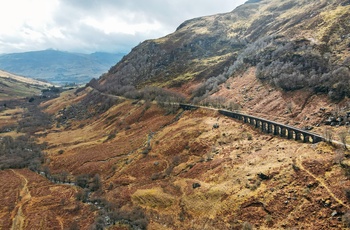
top-left (97, 0), bottom-right (350, 99)
top-left (98, 16), bottom-right (243, 92)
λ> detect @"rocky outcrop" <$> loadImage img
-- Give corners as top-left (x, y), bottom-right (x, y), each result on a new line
top-left (97, 0), bottom-right (350, 100)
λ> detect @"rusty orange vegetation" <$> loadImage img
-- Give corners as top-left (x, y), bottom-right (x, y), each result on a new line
top-left (0, 169), bottom-right (95, 229)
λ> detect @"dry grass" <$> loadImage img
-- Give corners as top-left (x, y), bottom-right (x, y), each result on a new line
top-left (132, 187), bottom-right (176, 209)
top-left (33, 89), bottom-right (350, 228)
top-left (2, 1), bottom-right (350, 229)
top-left (2, 68), bottom-right (349, 229)
top-left (0, 70), bottom-right (52, 100)
top-left (0, 108), bottom-right (23, 126)
top-left (41, 87), bottom-right (91, 114)
top-left (212, 67), bottom-right (335, 129)
top-left (0, 70), bottom-right (52, 87)
top-left (0, 107), bottom-right (26, 138)
top-left (3, 85), bottom-right (349, 229)
top-left (0, 169), bottom-right (95, 229)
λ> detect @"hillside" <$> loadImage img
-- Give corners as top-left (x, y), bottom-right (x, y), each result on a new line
top-left (2, 0), bottom-right (350, 229)
top-left (0, 50), bottom-right (125, 85)
top-left (0, 70), bottom-right (52, 100)
top-left (0, 88), bottom-right (347, 229)
top-left (0, 169), bottom-right (95, 229)
top-left (28, 89), bottom-right (350, 229)
top-left (96, 0), bottom-right (350, 103)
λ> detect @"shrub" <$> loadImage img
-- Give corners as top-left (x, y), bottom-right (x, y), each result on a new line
top-left (68, 221), bottom-right (79, 230)
top-left (76, 189), bottom-right (89, 203)
top-left (242, 222), bottom-right (254, 230)
top-left (57, 91), bottom-right (120, 123)
top-left (247, 133), bottom-right (253, 140)
top-left (90, 174), bottom-right (101, 192)
top-left (17, 98), bottom-right (53, 134)
top-left (75, 174), bottom-right (90, 188)
top-left (94, 204), bottom-right (149, 230)
top-left (219, 35), bottom-right (350, 101)
top-left (343, 211), bottom-right (350, 228)
top-left (345, 189), bottom-right (350, 201)
top-left (104, 133), bottom-right (117, 142)
top-left (0, 135), bottom-right (45, 170)
top-left (91, 216), bottom-right (105, 230)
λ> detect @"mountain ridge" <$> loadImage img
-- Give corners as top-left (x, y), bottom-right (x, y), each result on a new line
top-left (95, 0), bottom-right (350, 103)
top-left (0, 49), bottom-right (125, 85)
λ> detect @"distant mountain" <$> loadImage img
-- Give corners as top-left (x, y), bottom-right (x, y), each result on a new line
top-left (0, 50), bottom-right (125, 85)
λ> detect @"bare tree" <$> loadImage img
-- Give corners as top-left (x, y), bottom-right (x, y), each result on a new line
top-left (286, 102), bottom-right (293, 114)
top-left (90, 174), bottom-right (102, 192)
top-left (323, 127), bottom-right (333, 143)
top-left (338, 129), bottom-right (348, 149)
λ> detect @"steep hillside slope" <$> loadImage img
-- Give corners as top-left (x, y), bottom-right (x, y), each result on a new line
top-left (0, 91), bottom-right (97, 229)
top-left (35, 89), bottom-right (350, 229)
top-left (96, 0), bottom-right (350, 103)
top-left (0, 82), bottom-right (349, 229)
top-left (0, 50), bottom-right (124, 84)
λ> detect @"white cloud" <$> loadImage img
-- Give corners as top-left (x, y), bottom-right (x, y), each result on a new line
top-left (81, 16), bottom-right (162, 35)
top-left (0, 0), bottom-right (58, 32)
top-left (0, 0), bottom-right (246, 54)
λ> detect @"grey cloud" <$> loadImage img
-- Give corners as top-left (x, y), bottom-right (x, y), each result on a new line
top-left (0, 0), bottom-right (246, 54)
top-left (39, 21), bottom-right (142, 53)
top-left (57, 0), bottom-right (242, 27)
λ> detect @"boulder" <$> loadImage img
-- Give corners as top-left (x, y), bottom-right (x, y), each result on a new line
top-left (192, 183), bottom-right (201, 189)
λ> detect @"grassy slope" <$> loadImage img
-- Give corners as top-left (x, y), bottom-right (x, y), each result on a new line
top-left (0, 169), bottom-right (95, 229)
top-left (0, 86), bottom-right (348, 229)
top-left (0, 70), bottom-right (52, 100)
top-left (34, 90), bottom-right (350, 229)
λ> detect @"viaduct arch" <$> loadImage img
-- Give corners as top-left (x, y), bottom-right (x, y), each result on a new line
top-left (179, 104), bottom-right (324, 144)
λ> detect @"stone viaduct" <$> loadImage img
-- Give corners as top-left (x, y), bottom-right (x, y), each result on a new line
top-left (179, 104), bottom-right (324, 144)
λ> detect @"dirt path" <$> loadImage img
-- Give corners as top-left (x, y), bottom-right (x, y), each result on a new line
top-left (10, 170), bottom-right (32, 230)
top-left (295, 149), bottom-right (350, 209)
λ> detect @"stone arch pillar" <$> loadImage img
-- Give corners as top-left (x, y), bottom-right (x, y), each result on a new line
top-left (287, 129), bottom-right (293, 139)
top-left (243, 116), bottom-right (248, 123)
top-left (261, 121), bottom-right (266, 132)
top-left (267, 123), bottom-right (272, 133)
top-left (304, 135), bottom-right (310, 143)
top-left (295, 132), bottom-right (301, 141)
top-left (280, 127), bottom-right (287, 137)
top-left (273, 125), bottom-right (279, 135)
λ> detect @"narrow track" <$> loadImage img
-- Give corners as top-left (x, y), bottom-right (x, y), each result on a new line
top-left (295, 148), bottom-right (350, 209)
top-left (10, 170), bottom-right (32, 230)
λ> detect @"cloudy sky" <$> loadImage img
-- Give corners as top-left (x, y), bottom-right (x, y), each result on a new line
top-left (0, 0), bottom-right (246, 54)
